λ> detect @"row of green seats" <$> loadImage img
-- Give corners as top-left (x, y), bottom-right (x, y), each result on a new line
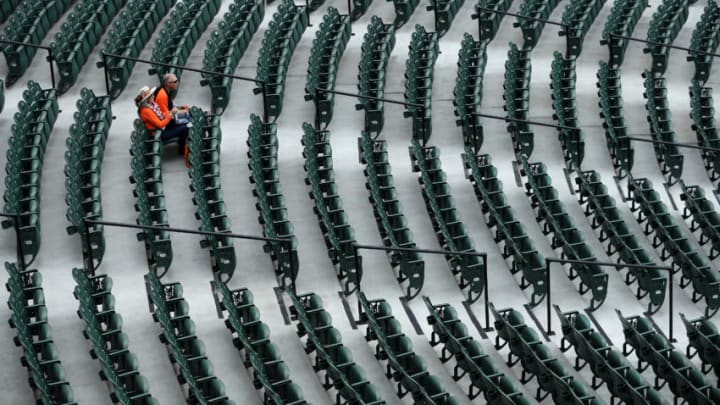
top-left (555, 306), bottom-right (663, 404)
top-left (424, 297), bottom-right (531, 403)
top-left (247, 114), bottom-right (298, 288)
top-left (201, 0), bottom-right (264, 114)
top-left (388, 0), bottom-right (420, 27)
top-left (404, 25), bottom-right (439, 145)
top-left (99, 0), bottom-right (176, 99)
top-left (150, 0), bottom-right (222, 80)
top-left (187, 108), bottom-right (236, 282)
top-left (689, 80), bottom-right (720, 185)
top-left (351, 0), bottom-right (373, 21)
top-left (519, 158), bottom-right (608, 310)
top-left (628, 176), bottom-right (720, 317)
top-left (358, 132), bottom-right (424, 299)
top-left (600, 0), bottom-right (648, 67)
top-left (65, 88), bottom-right (112, 270)
top-left (575, 170), bottom-right (667, 314)
top-left (515, 0), bottom-right (561, 50)
top-left (0, 0), bottom-right (73, 84)
top-left (461, 149), bottom-right (547, 305)
top-left (0, 0), bottom-right (21, 23)
top-left (3, 81), bottom-right (59, 266)
top-left (475, 0), bottom-right (513, 43)
top-left (0, 78), bottom-right (4, 113)
top-left (644, 0), bottom-right (688, 74)
top-left (688, 0), bottom-right (720, 82)
top-left (680, 312), bottom-right (720, 379)
top-left (503, 42), bottom-right (533, 158)
top-left (5, 262), bottom-right (76, 404)
top-left (73, 269), bottom-right (157, 404)
top-left (560, 0), bottom-right (605, 57)
top-left (215, 282), bottom-right (307, 404)
top-left (596, 61), bottom-right (633, 177)
top-left (642, 71), bottom-right (683, 184)
top-left (255, 0), bottom-right (309, 123)
top-left (305, 7), bottom-right (351, 129)
top-left (301, 123), bottom-right (361, 293)
top-left (287, 289), bottom-right (385, 404)
top-left (357, 292), bottom-right (458, 404)
top-left (146, 273), bottom-right (234, 404)
top-left (491, 304), bottom-right (601, 404)
top-left (550, 52), bottom-right (584, 170)
top-left (618, 310), bottom-right (720, 404)
top-left (51, 0), bottom-right (127, 94)
top-left (427, 0), bottom-right (465, 37)
top-left (409, 141), bottom-right (485, 303)
top-left (680, 182), bottom-right (720, 260)
top-left (356, 16), bottom-right (396, 135)
top-left (453, 34), bottom-right (486, 149)
top-left (128, 120), bottom-right (173, 276)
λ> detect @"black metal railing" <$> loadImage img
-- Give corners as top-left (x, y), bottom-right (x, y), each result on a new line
top-left (0, 39), bottom-right (56, 88)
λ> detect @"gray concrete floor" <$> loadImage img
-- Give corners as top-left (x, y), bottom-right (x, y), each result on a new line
top-left (0, 0), bottom-right (717, 404)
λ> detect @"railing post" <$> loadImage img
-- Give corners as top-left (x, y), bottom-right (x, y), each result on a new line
top-left (261, 82), bottom-right (270, 123)
top-left (545, 258), bottom-right (554, 336)
top-left (482, 252), bottom-right (491, 331)
top-left (353, 244), bottom-right (361, 290)
top-left (46, 47), bottom-right (56, 89)
top-left (81, 218), bottom-right (96, 276)
top-left (102, 52), bottom-right (111, 99)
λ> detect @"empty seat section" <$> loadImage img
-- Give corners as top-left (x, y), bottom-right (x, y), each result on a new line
top-left (358, 132), bottom-right (424, 298)
top-left (681, 312), bottom-right (720, 379)
top-left (642, 71), bottom-right (683, 184)
top-left (549, 52), bottom-right (584, 170)
top-left (503, 42), bottom-right (533, 158)
top-left (428, 0), bottom-right (465, 37)
top-left (475, 0), bottom-right (513, 42)
top-left (0, 0), bottom-right (22, 24)
top-left (409, 141), bottom-right (485, 303)
top-left (680, 183), bottom-right (720, 260)
top-left (453, 34), bottom-right (486, 150)
top-left (404, 25), bottom-right (439, 146)
top-left (644, 0), bottom-right (688, 75)
top-left (389, 0), bottom-right (421, 28)
top-left (596, 61), bottom-right (633, 177)
top-left (515, 0), bottom-right (562, 50)
top-left (689, 80), bottom-right (720, 186)
top-left (560, 0), bottom-right (605, 57)
top-left (688, 0), bottom-right (720, 82)
top-left (600, 0), bottom-right (648, 67)
top-left (187, 108), bottom-right (236, 281)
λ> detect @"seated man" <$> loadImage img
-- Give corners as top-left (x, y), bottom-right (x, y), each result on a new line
top-left (135, 86), bottom-right (190, 155)
top-left (155, 73), bottom-right (190, 126)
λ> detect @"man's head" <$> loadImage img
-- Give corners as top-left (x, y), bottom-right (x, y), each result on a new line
top-left (162, 73), bottom-right (179, 92)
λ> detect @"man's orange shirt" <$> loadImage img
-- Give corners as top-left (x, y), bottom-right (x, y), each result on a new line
top-left (155, 87), bottom-right (172, 116)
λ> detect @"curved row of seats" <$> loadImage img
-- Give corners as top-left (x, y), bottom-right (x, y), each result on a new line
top-left (560, 0), bottom-right (605, 57)
top-left (201, 0), bottom-right (264, 114)
top-left (550, 52), bottom-right (584, 170)
top-left (64, 88), bottom-right (112, 270)
top-left (350, 0), bottom-right (373, 22)
top-left (356, 16), bottom-right (396, 136)
top-left (255, 0), bottom-right (309, 123)
top-left (301, 124), bottom-right (361, 293)
top-left (50, 0), bottom-right (127, 94)
top-left (305, 7), bottom-right (351, 129)
top-left (642, 71), bottom-right (683, 185)
top-left (358, 292), bottom-right (458, 404)
top-left (618, 310), bottom-right (720, 404)
top-left (503, 42), bottom-right (533, 158)
top-left (680, 183), bottom-right (720, 260)
top-left (475, 0), bottom-right (512, 42)
top-left (575, 169), bottom-right (667, 314)
top-left (187, 108), bottom-right (236, 282)
top-left (358, 132), bottom-right (424, 298)
top-left (516, 0), bottom-right (561, 50)
top-left (644, 0), bottom-right (688, 75)
top-left (428, 0), bottom-right (464, 37)
top-left (389, 0), bottom-right (420, 28)
top-left (453, 34), bottom-right (485, 150)
top-left (520, 158), bottom-right (608, 310)
top-left (461, 149), bottom-right (547, 306)
top-left (627, 176), bottom-right (720, 316)
top-left (150, 0), bottom-right (221, 80)
top-left (424, 297), bottom-right (531, 404)
top-left (409, 141), bottom-right (485, 303)
top-left (491, 304), bottom-right (600, 404)
top-left (246, 114), bottom-right (298, 289)
top-left (600, 0), bottom-right (648, 67)
top-left (287, 290), bottom-right (385, 404)
top-left (73, 268), bottom-right (157, 404)
top-left (555, 306), bottom-right (663, 405)
top-left (146, 273), bottom-right (234, 404)
top-left (215, 282), bottom-right (307, 404)
top-left (3, 81), bottom-right (58, 266)
top-left (680, 312), bottom-right (720, 379)
top-left (596, 61), bottom-right (633, 177)
top-left (688, 0), bottom-right (720, 82)
top-left (5, 262), bottom-right (76, 404)
top-left (0, 0), bottom-right (21, 24)
top-left (404, 25), bottom-right (439, 145)
top-left (129, 120), bottom-right (173, 276)
top-left (0, 0), bottom-right (73, 84)
top-left (689, 79), bottom-right (720, 187)
top-left (100, 0), bottom-right (175, 99)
